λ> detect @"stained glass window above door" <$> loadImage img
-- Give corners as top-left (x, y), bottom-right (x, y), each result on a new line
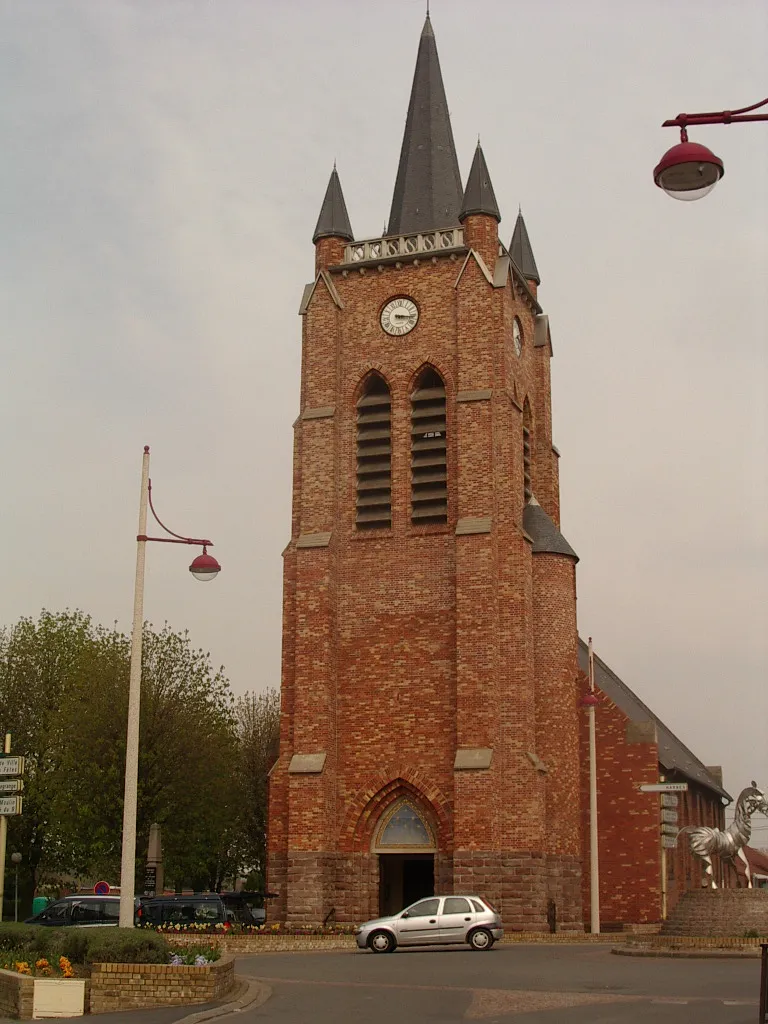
top-left (375, 800), bottom-right (435, 850)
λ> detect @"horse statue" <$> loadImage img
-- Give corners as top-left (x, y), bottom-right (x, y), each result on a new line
top-left (679, 781), bottom-right (768, 889)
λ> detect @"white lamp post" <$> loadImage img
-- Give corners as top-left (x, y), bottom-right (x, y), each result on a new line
top-left (580, 637), bottom-right (600, 934)
top-left (118, 446), bottom-right (220, 928)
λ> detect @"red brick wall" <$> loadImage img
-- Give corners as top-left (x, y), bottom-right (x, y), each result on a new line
top-left (269, 221), bottom-right (583, 928)
top-left (578, 676), bottom-right (728, 928)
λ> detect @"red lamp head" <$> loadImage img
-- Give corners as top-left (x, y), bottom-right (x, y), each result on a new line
top-left (580, 693), bottom-right (599, 708)
top-left (189, 547), bottom-right (221, 582)
top-left (654, 130), bottom-right (724, 201)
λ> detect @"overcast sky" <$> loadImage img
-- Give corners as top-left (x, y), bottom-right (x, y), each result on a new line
top-left (1, 0), bottom-right (766, 819)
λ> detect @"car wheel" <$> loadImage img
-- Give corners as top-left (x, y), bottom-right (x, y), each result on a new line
top-left (468, 928), bottom-right (494, 951)
top-left (368, 930), bottom-right (396, 954)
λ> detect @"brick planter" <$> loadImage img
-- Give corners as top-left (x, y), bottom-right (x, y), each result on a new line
top-left (89, 955), bottom-right (235, 1014)
top-left (661, 889), bottom-right (768, 937)
top-left (0, 957), bottom-right (235, 1019)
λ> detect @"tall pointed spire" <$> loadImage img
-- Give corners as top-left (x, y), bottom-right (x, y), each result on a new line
top-left (312, 166), bottom-right (354, 244)
top-left (459, 141), bottom-right (501, 223)
top-left (386, 15), bottom-right (463, 236)
top-left (509, 209), bottom-right (540, 284)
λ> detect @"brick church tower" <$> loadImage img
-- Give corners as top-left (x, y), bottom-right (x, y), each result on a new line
top-left (268, 14), bottom-right (584, 931)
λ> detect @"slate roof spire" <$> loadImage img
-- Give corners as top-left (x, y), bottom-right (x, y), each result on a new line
top-left (313, 165), bottom-right (354, 244)
top-left (509, 209), bottom-right (540, 284)
top-left (386, 14), bottom-right (463, 236)
top-left (459, 141), bottom-right (501, 223)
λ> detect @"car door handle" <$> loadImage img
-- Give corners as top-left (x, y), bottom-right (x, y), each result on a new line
top-left (429, 919), bottom-right (436, 923)
top-left (464, 917), bottom-right (471, 921)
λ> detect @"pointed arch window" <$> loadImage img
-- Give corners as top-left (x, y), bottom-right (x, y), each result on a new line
top-left (356, 374), bottom-right (392, 529)
top-left (523, 399), bottom-right (532, 505)
top-left (373, 799), bottom-right (436, 852)
top-left (411, 369), bottom-right (447, 524)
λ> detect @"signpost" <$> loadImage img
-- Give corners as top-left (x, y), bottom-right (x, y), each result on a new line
top-left (0, 736), bottom-right (24, 922)
top-left (0, 758), bottom-right (25, 778)
top-left (639, 780), bottom-right (688, 921)
top-left (639, 782), bottom-right (689, 793)
top-left (0, 780), bottom-right (23, 795)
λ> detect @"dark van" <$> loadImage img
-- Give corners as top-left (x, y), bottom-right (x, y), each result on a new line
top-left (139, 894), bottom-right (228, 927)
top-left (25, 895), bottom-right (141, 927)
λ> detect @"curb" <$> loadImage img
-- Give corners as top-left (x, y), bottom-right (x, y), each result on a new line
top-left (613, 946), bottom-right (760, 959)
top-left (173, 977), bottom-right (272, 1024)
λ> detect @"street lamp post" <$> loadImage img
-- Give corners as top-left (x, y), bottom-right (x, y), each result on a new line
top-left (10, 853), bottom-right (21, 923)
top-left (654, 96), bottom-right (768, 200)
top-left (580, 638), bottom-right (600, 934)
top-left (118, 446), bottom-right (221, 928)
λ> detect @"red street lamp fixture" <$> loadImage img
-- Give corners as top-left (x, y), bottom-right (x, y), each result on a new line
top-left (654, 96), bottom-right (768, 201)
top-left (141, 466), bottom-right (221, 581)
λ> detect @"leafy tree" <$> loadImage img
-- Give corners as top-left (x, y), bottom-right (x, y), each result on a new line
top-left (232, 689), bottom-right (280, 888)
top-left (0, 611), bottom-right (240, 899)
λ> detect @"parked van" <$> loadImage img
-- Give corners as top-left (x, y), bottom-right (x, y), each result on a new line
top-left (139, 894), bottom-right (228, 927)
top-left (25, 895), bottom-right (141, 927)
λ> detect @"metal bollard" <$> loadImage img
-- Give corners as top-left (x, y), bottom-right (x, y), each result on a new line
top-left (759, 943), bottom-right (768, 1023)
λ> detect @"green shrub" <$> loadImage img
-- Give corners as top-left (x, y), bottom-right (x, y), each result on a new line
top-left (77, 930), bottom-right (169, 965)
top-left (57, 930), bottom-right (89, 965)
top-left (0, 926), bottom-right (169, 967)
top-left (0, 925), bottom-right (62, 956)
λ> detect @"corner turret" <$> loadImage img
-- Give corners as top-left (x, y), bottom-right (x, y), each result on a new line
top-left (510, 209), bottom-right (540, 293)
top-left (313, 166), bottom-right (353, 271)
top-left (459, 141), bottom-right (500, 268)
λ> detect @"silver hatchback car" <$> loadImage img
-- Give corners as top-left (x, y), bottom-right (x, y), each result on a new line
top-left (355, 895), bottom-right (503, 953)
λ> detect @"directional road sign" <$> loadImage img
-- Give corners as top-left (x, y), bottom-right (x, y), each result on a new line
top-left (0, 796), bottom-right (23, 815)
top-left (639, 782), bottom-right (688, 793)
top-left (0, 780), bottom-right (23, 794)
top-left (660, 823), bottom-right (679, 836)
top-left (0, 757), bottom-right (25, 777)
top-left (661, 836), bottom-right (678, 849)
top-left (661, 809), bottom-right (678, 824)
top-left (660, 794), bottom-right (679, 808)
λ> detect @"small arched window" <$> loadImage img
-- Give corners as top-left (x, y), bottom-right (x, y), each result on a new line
top-left (411, 369), bottom-right (447, 525)
top-left (356, 374), bottom-right (392, 529)
top-left (523, 398), bottom-right (532, 505)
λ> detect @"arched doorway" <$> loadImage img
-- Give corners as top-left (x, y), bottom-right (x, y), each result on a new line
top-left (373, 798), bottom-right (436, 916)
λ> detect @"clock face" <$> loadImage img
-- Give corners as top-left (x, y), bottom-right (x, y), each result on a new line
top-left (513, 318), bottom-right (523, 357)
top-left (380, 297), bottom-right (419, 336)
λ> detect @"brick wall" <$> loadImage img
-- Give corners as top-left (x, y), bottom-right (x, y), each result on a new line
top-left (88, 956), bottom-right (234, 1014)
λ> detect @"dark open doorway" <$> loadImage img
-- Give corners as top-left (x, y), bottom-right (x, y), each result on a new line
top-left (379, 854), bottom-right (434, 916)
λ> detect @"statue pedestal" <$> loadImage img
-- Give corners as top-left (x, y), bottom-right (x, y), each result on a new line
top-left (662, 889), bottom-right (768, 937)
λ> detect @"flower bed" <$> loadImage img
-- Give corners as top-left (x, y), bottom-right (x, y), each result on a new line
top-left (143, 922), bottom-right (356, 936)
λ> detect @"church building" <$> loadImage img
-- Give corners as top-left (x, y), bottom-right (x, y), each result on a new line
top-left (266, 14), bottom-right (728, 931)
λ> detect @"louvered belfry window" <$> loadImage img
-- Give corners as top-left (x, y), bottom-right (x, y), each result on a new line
top-left (411, 369), bottom-right (448, 524)
top-left (523, 399), bottom-right (532, 504)
top-left (355, 374), bottom-right (392, 529)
